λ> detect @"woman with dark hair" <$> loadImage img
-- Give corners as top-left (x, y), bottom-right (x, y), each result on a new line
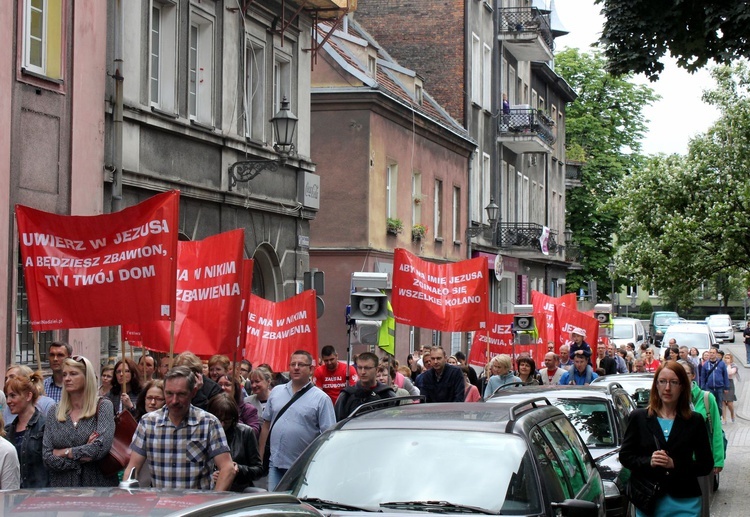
top-left (207, 393), bottom-right (262, 492)
top-left (217, 374), bottom-right (260, 436)
top-left (98, 365), bottom-right (114, 398)
top-left (516, 357), bottom-right (541, 386)
top-left (134, 379), bottom-right (165, 422)
top-left (620, 361), bottom-right (713, 516)
top-left (107, 358), bottom-right (142, 415)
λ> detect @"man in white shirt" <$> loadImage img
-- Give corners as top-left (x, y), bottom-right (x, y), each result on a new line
top-left (540, 352), bottom-right (563, 385)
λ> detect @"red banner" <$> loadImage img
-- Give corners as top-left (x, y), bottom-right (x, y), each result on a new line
top-left (139, 229), bottom-right (245, 357)
top-left (468, 313), bottom-right (514, 367)
top-left (16, 191), bottom-right (179, 331)
top-left (531, 291), bottom-right (577, 348)
top-left (237, 260), bottom-right (254, 354)
top-left (555, 304), bottom-right (599, 349)
top-left (244, 290), bottom-right (318, 372)
top-left (391, 249), bottom-right (489, 331)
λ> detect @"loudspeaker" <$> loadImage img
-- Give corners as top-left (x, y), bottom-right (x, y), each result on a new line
top-left (594, 312), bottom-right (610, 324)
top-left (349, 290), bottom-right (388, 321)
top-left (514, 315), bottom-right (535, 331)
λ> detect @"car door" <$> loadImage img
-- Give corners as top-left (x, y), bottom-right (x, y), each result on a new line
top-left (539, 417), bottom-right (605, 514)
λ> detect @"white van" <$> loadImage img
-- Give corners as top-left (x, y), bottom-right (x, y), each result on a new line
top-left (612, 317), bottom-right (646, 349)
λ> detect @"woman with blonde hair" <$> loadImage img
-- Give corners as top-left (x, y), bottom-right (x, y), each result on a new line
top-left (42, 356), bottom-right (117, 487)
top-left (483, 355), bottom-right (521, 399)
top-left (5, 373), bottom-right (48, 487)
top-left (208, 354), bottom-right (231, 382)
top-left (245, 366), bottom-right (274, 414)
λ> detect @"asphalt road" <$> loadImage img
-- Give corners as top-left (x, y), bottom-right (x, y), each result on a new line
top-left (709, 337), bottom-right (747, 516)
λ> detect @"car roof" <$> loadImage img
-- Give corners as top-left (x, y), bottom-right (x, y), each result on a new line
top-left (337, 401), bottom-right (562, 433)
top-left (486, 384), bottom-right (622, 403)
top-left (665, 323), bottom-right (711, 332)
top-left (613, 317), bottom-right (641, 323)
top-left (0, 489), bottom-right (320, 517)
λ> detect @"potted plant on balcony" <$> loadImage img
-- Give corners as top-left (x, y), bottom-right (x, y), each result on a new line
top-left (412, 223), bottom-right (428, 241)
top-left (386, 218), bottom-right (403, 235)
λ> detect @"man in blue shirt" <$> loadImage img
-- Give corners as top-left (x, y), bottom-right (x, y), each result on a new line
top-left (559, 350), bottom-right (598, 385)
top-left (700, 347), bottom-right (729, 409)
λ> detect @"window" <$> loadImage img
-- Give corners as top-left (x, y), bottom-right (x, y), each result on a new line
top-left (273, 55), bottom-right (292, 113)
top-left (16, 259), bottom-right (55, 367)
top-left (481, 153), bottom-right (491, 222)
top-left (482, 43), bottom-right (491, 108)
top-left (415, 83), bottom-right (423, 105)
top-left (434, 180), bottom-right (443, 239)
top-left (471, 33), bottom-right (481, 103)
top-left (508, 66), bottom-right (516, 104)
top-left (245, 40), bottom-right (265, 140)
top-left (501, 161), bottom-right (509, 224)
top-left (22, 0), bottom-right (63, 80)
top-left (189, 12), bottom-right (214, 125)
top-left (531, 89), bottom-right (537, 111)
top-left (386, 163), bottom-right (398, 218)
top-left (452, 187), bottom-right (461, 243)
top-left (529, 429), bottom-right (568, 501)
top-left (540, 420), bottom-right (587, 496)
top-left (627, 285), bottom-right (638, 296)
top-left (412, 172), bottom-right (422, 225)
top-left (150, 1), bottom-right (178, 112)
top-left (367, 55), bottom-right (376, 77)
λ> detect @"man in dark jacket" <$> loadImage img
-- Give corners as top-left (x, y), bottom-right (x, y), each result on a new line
top-left (173, 351), bottom-right (223, 411)
top-left (416, 347), bottom-right (465, 403)
top-left (335, 352), bottom-right (395, 420)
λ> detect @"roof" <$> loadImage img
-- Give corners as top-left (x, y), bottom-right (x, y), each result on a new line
top-left (314, 19), bottom-right (473, 144)
top-left (486, 384), bottom-right (619, 404)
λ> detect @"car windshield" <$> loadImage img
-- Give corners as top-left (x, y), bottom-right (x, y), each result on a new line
top-left (612, 323), bottom-right (634, 340)
top-left (654, 314), bottom-right (678, 326)
top-left (279, 429), bottom-right (542, 514)
top-left (555, 401), bottom-right (614, 448)
top-left (708, 316), bottom-right (731, 327)
top-left (663, 331), bottom-right (709, 349)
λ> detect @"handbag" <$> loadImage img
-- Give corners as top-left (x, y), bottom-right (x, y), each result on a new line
top-left (263, 383), bottom-right (313, 475)
top-left (625, 434), bottom-right (663, 514)
top-left (96, 399), bottom-right (139, 477)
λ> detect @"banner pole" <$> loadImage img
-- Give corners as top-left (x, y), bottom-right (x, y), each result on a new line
top-left (169, 320), bottom-right (175, 368)
top-left (345, 322), bottom-right (353, 385)
top-left (33, 331), bottom-right (42, 377)
top-left (120, 328), bottom-right (126, 395)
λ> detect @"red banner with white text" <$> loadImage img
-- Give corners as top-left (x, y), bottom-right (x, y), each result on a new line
top-left (237, 260), bottom-right (254, 355)
top-left (244, 290), bottom-right (318, 372)
top-left (531, 291), bottom-right (577, 349)
top-left (138, 229), bottom-right (245, 357)
top-left (16, 191), bottom-right (179, 331)
top-left (468, 313), bottom-right (514, 367)
top-left (555, 305), bottom-right (599, 349)
top-left (391, 249), bottom-right (489, 331)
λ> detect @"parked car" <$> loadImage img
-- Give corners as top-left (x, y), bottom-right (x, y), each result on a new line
top-left (648, 311), bottom-right (680, 345)
top-left (487, 384), bottom-right (634, 517)
top-left (706, 314), bottom-right (734, 343)
top-left (611, 317), bottom-right (646, 350)
top-left (0, 489), bottom-right (325, 517)
top-left (661, 322), bottom-right (720, 360)
top-left (592, 373), bottom-right (654, 409)
top-left (733, 320), bottom-right (746, 332)
top-left (278, 398), bottom-right (605, 516)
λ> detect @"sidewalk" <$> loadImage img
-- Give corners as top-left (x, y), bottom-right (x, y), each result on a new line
top-left (709, 341), bottom-right (750, 516)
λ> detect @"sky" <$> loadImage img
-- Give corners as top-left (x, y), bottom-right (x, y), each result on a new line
top-left (553, 0), bottom-right (721, 156)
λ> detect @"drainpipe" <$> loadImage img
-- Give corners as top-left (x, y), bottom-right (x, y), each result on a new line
top-left (112, 0), bottom-right (124, 210)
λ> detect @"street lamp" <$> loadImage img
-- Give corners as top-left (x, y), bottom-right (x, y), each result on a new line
top-left (563, 224), bottom-right (572, 245)
top-left (228, 96), bottom-right (298, 190)
top-left (466, 198), bottom-right (500, 240)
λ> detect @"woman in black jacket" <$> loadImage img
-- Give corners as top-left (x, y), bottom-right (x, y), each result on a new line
top-left (5, 373), bottom-right (47, 488)
top-left (619, 361), bottom-right (713, 516)
top-left (208, 393), bottom-right (262, 492)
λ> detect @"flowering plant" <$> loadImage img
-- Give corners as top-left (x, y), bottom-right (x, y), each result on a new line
top-left (412, 223), bottom-right (428, 240)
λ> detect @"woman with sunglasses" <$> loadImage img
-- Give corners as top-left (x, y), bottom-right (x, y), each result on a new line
top-left (620, 361), bottom-right (713, 516)
top-left (42, 356), bottom-right (117, 487)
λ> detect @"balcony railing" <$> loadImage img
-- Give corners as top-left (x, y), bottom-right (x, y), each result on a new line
top-left (498, 7), bottom-right (554, 51)
top-left (496, 222), bottom-right (559, 253)
top-left (498, 108), bottom-right (556, 146)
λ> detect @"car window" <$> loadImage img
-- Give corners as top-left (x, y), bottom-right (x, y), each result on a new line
top-left (663, 331), bottom-right (709, 349)
top-left (529, 428), bottom-right (569, 501)
top-left (280, 429), bottom-right (542, 515)
top-left (555, 400), bottom-right (614, 447)
top-left (539, 420), bottom-right (588, 494)
top-left (612, 323), bottom-right (634, 340)
top-left (613, 393), bottom-right (633, 439)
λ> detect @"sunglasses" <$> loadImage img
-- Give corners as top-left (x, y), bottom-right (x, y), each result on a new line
top-left (72, 355), bottom-right (87, 371)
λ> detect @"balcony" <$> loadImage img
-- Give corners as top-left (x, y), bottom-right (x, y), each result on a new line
top-left (498, 107), bottom-right (555, 154)
top-left (496, 222), bottom-right (558, 253)
top-left (498, 7), bottom-right (554, 62)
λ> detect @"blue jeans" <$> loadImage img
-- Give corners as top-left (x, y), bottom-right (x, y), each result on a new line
top-left (708, 387), bottom-right (724, 411)
top-left (745, 342), bottom-right (750, 365)
top-left (268, 466), bottom-right (288, 491)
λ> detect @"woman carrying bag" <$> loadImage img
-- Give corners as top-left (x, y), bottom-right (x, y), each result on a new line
top-left (619, 361), bottom-right (713, 516)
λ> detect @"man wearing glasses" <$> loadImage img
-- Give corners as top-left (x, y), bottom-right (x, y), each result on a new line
top-left (334, 352), bottom-right (395, 421)
top-left (259, 350), bottom-right (335, 491)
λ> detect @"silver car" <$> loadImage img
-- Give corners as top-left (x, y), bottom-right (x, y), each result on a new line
top-left (706, 314), bottom-right (734, 343)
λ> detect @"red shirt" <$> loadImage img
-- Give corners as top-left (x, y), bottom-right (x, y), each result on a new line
top-left (313, 362), bottom-right (358, 403)
top-left (644, 359), bottom-right (661, 373)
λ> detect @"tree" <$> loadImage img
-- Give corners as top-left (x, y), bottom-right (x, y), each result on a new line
top-left (596, 0), bottom-right (750, 80)
top-left (614, 63), bottom-right (750, 310)
top-left (555, 49), bottom-right (657, 297)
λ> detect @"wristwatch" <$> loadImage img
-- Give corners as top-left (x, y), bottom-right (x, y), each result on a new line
top-left (65, 448), bottom-right (71, 458)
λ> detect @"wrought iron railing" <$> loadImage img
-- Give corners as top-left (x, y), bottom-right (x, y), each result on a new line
top-left (564, 244), bottom-right (582, 263)
top-left (565, 165), bottom-right (582, 181)
top-left (498, 7), bottom-right (554, 50)
top-left (497, 222), bottom-right (558, 253)
top-left (498, 108), bottom-right (556, 146)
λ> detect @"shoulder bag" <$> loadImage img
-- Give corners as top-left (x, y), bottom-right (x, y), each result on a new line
top-left (262, 383), bottom-right (313, 475)
top-left (96, 398), bottom-right (139, 477)
top-left (624, 435), bottom-right (662, 514)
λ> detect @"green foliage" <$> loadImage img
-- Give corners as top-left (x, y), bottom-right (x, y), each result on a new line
top-left (639, 299), bottom-right (653, 316)
top-left (613, 63), bottom-right (750, 309)
top-left (596, 0), bottom-right (750, 80)
top-left (554, 49), bottom-right (657, 294)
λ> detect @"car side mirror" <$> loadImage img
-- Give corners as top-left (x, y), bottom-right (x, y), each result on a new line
top-left (551, 499), bottom-right (600, 517)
